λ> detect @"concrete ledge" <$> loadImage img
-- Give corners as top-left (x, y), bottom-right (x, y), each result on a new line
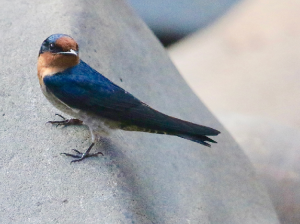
top-left (0, 0), bottom-right (279, 223)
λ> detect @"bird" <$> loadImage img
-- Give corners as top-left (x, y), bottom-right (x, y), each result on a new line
top-left (37, 34), bottom-right (220, 163)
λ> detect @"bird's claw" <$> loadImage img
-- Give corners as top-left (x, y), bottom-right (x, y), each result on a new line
top-left (61, 151), bottom-right (103, 164)
top-left (60, 143), bottom-right (103, 163)
top-left (47, 114), bottom-right (83, 127)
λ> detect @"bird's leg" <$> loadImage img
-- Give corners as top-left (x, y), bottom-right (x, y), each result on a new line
top-left (61, 142), bottom-right (104, 163)
top-left (47, 113), bottom-right (83, 127)
top-left (60, 125), bottom-right (103, 163)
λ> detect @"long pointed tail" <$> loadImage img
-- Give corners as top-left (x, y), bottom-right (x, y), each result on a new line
top-left (177, 134), bottom-right (217, 147)
top-left (119, 104), bottom-right (221, 147)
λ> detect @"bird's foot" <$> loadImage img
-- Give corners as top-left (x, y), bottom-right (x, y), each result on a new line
top-left (61, 143), bottom-right (103, 163)
top-left (47, 114), bottom-right (83, 127)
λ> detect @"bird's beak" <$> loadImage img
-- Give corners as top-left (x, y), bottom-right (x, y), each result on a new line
top-left (58, 49), bottom-right (78, 56)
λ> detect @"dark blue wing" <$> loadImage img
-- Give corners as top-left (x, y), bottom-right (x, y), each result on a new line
top-left (44, 60), bottom-right (142, 113)
top-left (44, 60), bottom-right (220, 141)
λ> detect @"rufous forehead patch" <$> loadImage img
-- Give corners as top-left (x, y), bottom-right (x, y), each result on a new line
top-left (56, 36), bottom-right (79, 52)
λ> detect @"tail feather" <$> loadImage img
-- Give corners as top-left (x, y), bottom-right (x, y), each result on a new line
top-left (119, 104), bottom-right (220, 146)
top-left (177, 134), bottom-right (217, 147)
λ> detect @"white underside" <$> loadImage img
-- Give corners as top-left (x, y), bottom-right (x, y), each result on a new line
top-left (42, 85), bottom-right (119, 142)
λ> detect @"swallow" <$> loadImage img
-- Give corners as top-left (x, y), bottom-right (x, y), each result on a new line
top-left (37, 34), bottom-right (220, 163)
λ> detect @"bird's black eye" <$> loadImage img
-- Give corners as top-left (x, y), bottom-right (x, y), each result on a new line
top-left (49, 43), bottom-right (55, 50)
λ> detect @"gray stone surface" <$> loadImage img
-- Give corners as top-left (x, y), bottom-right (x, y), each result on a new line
top-left (168, 1), bottom-right (300, 222)
top-left (0, 0), bottom-right (279, 223)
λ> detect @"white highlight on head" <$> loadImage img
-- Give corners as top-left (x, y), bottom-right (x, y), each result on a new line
top-left (55, 49), bottom-right (78, 56)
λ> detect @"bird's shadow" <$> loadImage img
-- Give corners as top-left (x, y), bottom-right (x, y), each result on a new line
top-left (93, 136), bottom-right (159, 224)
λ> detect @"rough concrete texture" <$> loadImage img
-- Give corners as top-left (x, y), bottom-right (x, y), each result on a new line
top-left (0, 0), bottom-right (278, 223)
top-left (168, 0), bottom-right (300, 223)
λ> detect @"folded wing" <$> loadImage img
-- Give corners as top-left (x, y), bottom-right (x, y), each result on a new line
top-left (44, 60), bottom-right (220, 146)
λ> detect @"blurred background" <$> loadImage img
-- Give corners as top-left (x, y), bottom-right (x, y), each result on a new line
top-left (127, 0), bottom-right (300, 223)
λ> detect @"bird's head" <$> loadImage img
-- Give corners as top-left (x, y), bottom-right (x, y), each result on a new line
top-left (39, 34), bottom-right (79, 56)
top-left (38, 34), bottom-right (80, 74)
